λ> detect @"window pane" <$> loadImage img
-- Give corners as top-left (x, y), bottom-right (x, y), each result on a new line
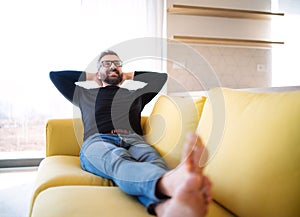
top-left (0, 0), bottom-right (165, 160)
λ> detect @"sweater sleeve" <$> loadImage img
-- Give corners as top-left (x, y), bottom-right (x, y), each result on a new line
top-left (49, 70), bottom-right (86, 105)
top-left (134, 71), bottom-right (167, 91)
top-left (133, 71), bottom-right (168, 104)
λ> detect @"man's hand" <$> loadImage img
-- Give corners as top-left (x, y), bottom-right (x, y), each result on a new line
top-left (86, 72), bottom-right (103, 87)
top-left (122, 72), bottom-right (134, 81)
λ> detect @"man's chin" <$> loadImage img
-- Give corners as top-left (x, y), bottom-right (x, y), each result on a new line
top-left (105, 77), bottom-right (123, 85)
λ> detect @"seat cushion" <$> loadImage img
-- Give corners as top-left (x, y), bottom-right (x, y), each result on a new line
top-left (31, 186), bottom-right (233, 217)
top-left (207, 202), bottom-right (235, 217)
top-left (197, 88), bottom-right (300, 217)
top-left (29, 156), bottom-right (115, 216)
top-left (144, 95), bottom-right (206, 169)
top-left (31, 186), bottom-right (152, 217)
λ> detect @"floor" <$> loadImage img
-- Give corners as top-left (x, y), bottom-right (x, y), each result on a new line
top-left (0, 167), bottom-right (37, 217)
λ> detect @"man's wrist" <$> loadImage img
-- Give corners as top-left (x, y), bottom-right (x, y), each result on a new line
top-left (85, 72), bottom-right (97, 81)
top-left (123, 72), bottom-right (134, 80)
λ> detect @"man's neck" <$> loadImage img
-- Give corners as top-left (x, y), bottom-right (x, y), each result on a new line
top-left (102, 82), bottom-right (121, 87)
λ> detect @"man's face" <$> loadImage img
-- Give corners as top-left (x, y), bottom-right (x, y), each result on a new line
top-left (98, 54), bottom-right (123, 85)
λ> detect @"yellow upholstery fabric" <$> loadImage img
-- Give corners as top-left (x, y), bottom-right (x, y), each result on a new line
top-left (46, 118), bottom-right (83, 157)
top-left (31, 186), bottom-right (152, 217)
top-left (144, 95), bottom-right (206, 169)
top-left (207, 202), bottom-right (235, 217)
top-left (29, 156), bottom-right (115, 216)
top-left (46, 117), bottom-right (149, 157)
top-left (197, 88), bottom-right (300, 217)
top-left (31, 186), bottom-right (233, 217)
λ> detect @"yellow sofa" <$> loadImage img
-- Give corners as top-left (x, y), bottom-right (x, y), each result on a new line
top-left (29, 87), bottom-right (300, 217)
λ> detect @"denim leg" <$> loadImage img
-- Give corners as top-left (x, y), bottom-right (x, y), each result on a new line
top-left (80, 134), bottom-right (168, 208)
top-left (80, 134), bottom-right (128, 180)
top-left (127, 140), bottom-right (168, 171)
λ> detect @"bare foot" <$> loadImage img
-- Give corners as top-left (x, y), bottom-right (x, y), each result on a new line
top-left (157, 133), bottom-right (209, 197)
top-left (158, 174), bottom-right (211, 217)
top-left (155, 133), bottom-right (212, 217)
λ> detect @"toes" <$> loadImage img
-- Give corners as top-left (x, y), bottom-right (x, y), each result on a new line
top-left (201, 176), bottom-right (213, 204)
top-left (182, 133), bottom-right (208, 173)
top-left (194, 135), bottom-right (209, 169)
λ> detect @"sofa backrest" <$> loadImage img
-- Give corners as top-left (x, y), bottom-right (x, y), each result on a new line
top-left (143, 95), bottom-right (207, 169)
top-left (197, 87), bottom-right (300, 217)
top-left (45, 95), bottom-right (207, 161)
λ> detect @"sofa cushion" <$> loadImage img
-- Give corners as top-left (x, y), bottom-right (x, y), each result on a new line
top-left (144, 95), bottom-right (206, 169)
top-left (29, 156), bottom-right (115, 216)
top-left (31, 186), bottom-right (234, 217)
top-left (197, 88), bottom-right (300, 217)
top-left (31, 186), bottom-right (151, 217)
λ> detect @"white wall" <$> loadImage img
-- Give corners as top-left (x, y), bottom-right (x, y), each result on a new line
top-left (167, 0), bottom-right (271, 11)
top-left (166, 0), bottom-right (288, 92)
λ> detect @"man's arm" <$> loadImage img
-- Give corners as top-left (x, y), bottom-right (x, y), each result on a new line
top-left (133, 71), bottom-right (168, 93)
top-left (123, 72), bottom-right (135, 81)
top-left (49, 70), bottom-right (86, 104)
top-left (132, 71), bottom-right (168, 104)
top-left (86, 72), bottom-right (103, 87)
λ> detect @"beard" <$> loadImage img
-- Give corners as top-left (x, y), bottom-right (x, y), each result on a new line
top-left (103, 69), bottom-right (123, 85)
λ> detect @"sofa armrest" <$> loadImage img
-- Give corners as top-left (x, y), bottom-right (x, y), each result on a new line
top-left (46, 117), bottom-right (149, 157)
top-left (46, 118), bottom-right (83, 157)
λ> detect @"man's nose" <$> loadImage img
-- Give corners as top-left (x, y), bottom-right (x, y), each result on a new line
top-left (110, 63), bottom-right (117, 69)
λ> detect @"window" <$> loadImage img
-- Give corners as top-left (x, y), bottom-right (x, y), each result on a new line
top-left (272, 0), bottom-right (300, 86)
top-left (0, 0), bottom-right (165, 165)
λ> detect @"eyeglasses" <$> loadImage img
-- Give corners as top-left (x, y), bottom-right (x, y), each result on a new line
top-left (101, 60), bottom-right (123, 68)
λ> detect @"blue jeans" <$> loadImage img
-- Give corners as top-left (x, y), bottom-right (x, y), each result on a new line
top-left (80, 133), bottom-right (169, 211)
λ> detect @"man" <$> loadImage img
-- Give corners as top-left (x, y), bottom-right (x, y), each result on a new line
top-left (50, 50), bottom-right (211, 216)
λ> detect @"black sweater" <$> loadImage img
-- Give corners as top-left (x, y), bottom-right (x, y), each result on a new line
top-left (50, 70), bottom-right (167, 140)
